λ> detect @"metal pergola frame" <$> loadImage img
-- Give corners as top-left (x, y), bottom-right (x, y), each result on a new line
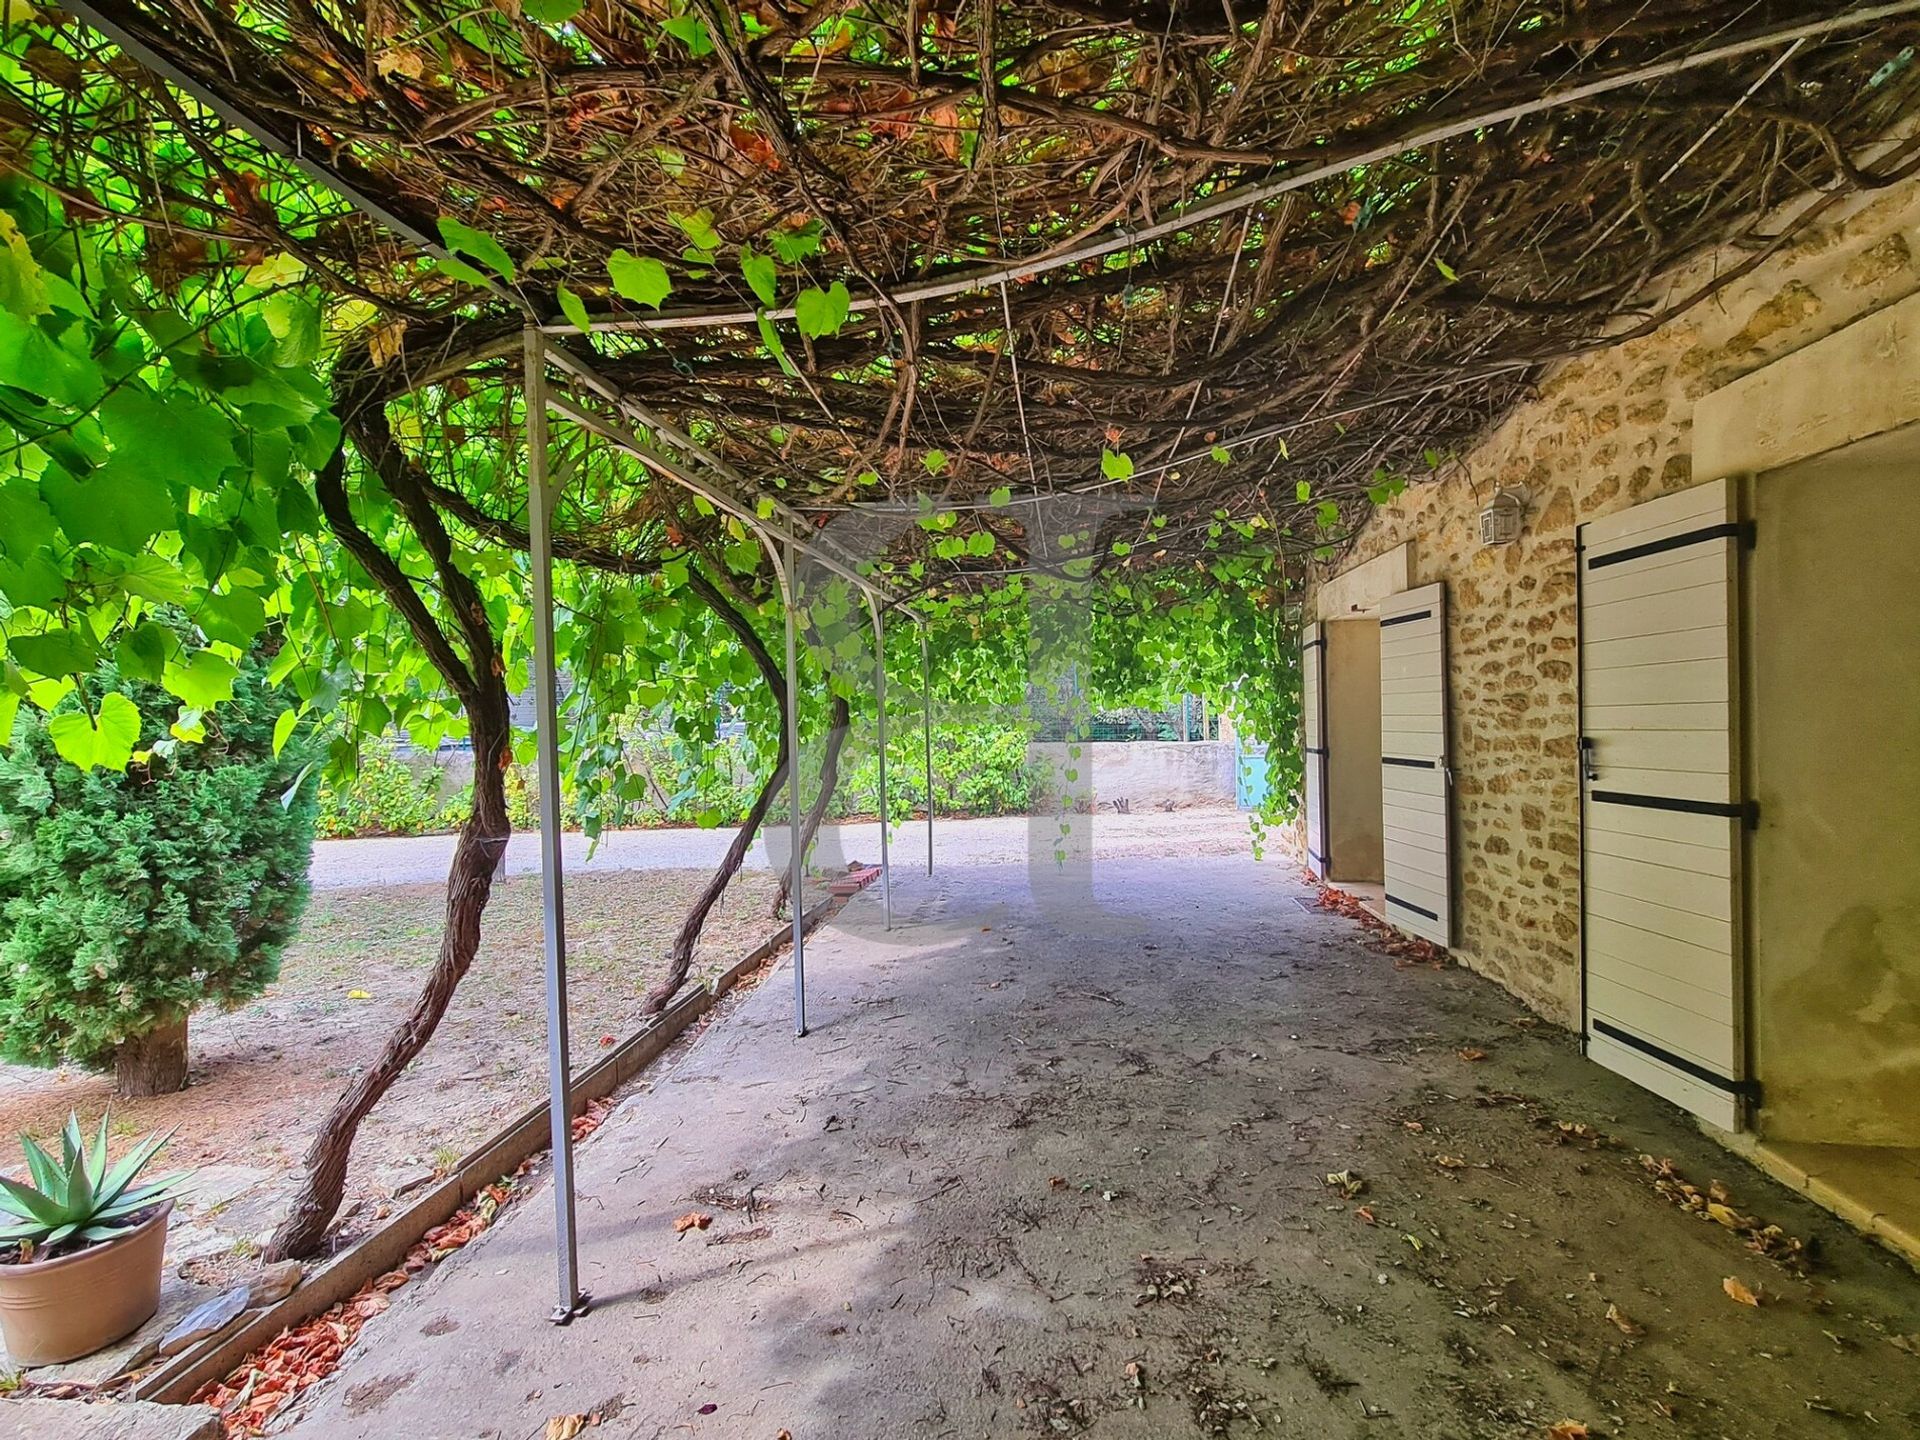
top-left (65, 0), bottom-right (1910, 1331)
top-left (524, 328), bottom-right (933, 1320)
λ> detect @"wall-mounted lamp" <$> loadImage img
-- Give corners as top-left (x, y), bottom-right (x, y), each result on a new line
top-left (1479, 486), bottom-right (1530, 546)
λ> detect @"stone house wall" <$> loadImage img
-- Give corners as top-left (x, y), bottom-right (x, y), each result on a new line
top-left (1306, 174), bottom-right (1920, 1027)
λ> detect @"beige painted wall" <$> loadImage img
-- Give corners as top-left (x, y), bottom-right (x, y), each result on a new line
top-left (1325, 620), bottom-right (1383, 883)
top-left (1747, 430), bottom-right (1920, 1145)
top-left (1303, 173), bottom-right (1920, 1025)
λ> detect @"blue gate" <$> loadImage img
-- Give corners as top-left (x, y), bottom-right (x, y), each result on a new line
top-left (1235, 737), bottom-right (1269, 810)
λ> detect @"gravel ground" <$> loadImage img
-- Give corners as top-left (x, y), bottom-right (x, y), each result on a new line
top-left (276, 856), bottom-right (1920, 1440)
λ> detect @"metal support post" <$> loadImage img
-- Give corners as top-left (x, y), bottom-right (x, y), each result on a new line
top-left (525, 329), bottom-right (588, 1324)
top-left (866, 595), bottom-right (891, 929)
top-left (920, 624), bottom-right (934, 875)
top-left (776, 543), bottom-right (808, 1036)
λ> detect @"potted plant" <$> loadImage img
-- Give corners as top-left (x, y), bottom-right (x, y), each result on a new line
top-left (0, 1113), bottom-right (190, 1366)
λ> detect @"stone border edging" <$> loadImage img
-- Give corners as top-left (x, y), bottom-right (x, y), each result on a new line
top-left (132, 891), bottom-right (845, 1406)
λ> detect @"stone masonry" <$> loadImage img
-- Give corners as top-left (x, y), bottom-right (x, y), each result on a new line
top-left (1308, 174), bottom-right (1920, 1027)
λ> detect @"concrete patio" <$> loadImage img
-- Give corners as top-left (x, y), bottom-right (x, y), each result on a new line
top-left (274, 856), bottom-right (1920, 1438)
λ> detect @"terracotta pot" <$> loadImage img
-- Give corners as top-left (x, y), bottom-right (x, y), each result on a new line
top-left (0, 1201), bottom-right (172, 1366)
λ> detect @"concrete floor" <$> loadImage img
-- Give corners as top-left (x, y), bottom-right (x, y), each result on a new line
top-left (278, 858), bottom-right (1920, 1439)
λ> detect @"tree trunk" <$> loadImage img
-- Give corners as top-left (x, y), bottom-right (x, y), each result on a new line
top-left (644, 752), bottom-right (788, 1014)
top-left (114, 1016), bottom-right (188, 1098)
top-left (268, 424), bottom-right (514, 1262)
top-left (772, 694), bottom-right (852, 917)
top-left (645, 565), bottom-right (791, 1015)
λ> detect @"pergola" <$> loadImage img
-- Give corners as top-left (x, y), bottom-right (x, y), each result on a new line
top-left (33, 0), bottom-right (1920, 1324)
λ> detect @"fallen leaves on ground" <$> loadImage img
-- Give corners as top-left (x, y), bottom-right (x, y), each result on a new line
top-left (1547, 1423), bottom-right (1590, 1440)
top-left (1312, 885), bottom-right (1446, 967)
top-left (1323, 1168), bottom-right (1366, 1199)
top-left (1723, 1276), bottom-right (1763, 1307)
top-left (674, 1211), bottom-right (714, 1233)
top-left (545, 1416), bottom-right (595, 1439)
top-left (1642, 1155), bottom-right (1810, 1272)
top-left (194, 1179), bottom-right (520, 1436)
top-left (1456, 1047), bottom-right (1488, 1062)
top-left (1890, 1333), bottom-right (1920, 1356)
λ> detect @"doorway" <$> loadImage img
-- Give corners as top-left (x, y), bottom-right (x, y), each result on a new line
top-left (1744, 424), bottom-right (1920, 1244)
top-left (1324, 617), bottom-right (1384, 914)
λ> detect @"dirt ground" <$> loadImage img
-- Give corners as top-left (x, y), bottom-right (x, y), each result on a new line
top-left (272, 855), bottom-right (1920, 1440)
top-left (0, 867), bottom-right (784, 1258)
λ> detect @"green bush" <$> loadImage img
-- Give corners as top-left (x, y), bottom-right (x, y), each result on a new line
top-left (0, 656), bottom-right (317, 1076)
top-left (314, 752), bottom-right (457, 838)
top-left (836, 724), bottom-right (1046, 819)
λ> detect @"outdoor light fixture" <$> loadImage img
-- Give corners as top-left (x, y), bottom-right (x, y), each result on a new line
top-left (1479, 486), bottom-right (1530, 546)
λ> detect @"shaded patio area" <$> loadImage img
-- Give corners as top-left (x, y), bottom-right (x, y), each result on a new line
top-left (277, 857), bottom-right (1920, 1438)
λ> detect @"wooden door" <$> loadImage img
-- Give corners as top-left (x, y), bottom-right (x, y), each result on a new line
top-left (1579, 478), bottom-right (1749, 1129)
top-left (1301, 622), bottom-right (1328, 878)
top-left (1379, 584), bottom-right (1451, 946)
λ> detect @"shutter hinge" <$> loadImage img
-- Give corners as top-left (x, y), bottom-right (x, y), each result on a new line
top-left (1739, 520), bottom-right (1757, 551)
top-left (1744, 799), bottom-right (1761, 831)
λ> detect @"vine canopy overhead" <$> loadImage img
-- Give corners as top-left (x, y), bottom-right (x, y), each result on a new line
top-left (16, 0), bottom-right (1920, 584)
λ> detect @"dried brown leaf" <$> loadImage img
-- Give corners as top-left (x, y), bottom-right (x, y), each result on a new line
top-left (1722, 1276), bottom-right (1762, 1307)
top-left (673, 1211), bottom-right (714, 1234)
top-left (1605, 1302), bottom-right (1643, 1336)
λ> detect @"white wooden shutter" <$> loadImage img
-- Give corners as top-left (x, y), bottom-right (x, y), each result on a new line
top-left (1301, 622), bottom-right (1328, 878)
top-left (1579, 477), bottom-right (1748, 1130)
top-left (1379, 584), bottom-right (1451, 945)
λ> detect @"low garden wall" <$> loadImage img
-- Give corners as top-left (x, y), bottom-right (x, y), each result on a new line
top-left (1029, 740), bottom-right (1237, 811)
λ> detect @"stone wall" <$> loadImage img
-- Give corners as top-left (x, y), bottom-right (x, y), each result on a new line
top-left (1029, 740), bottom-right (1239, 811)
top-left (1308, 175), bottom-right (1920, 1027)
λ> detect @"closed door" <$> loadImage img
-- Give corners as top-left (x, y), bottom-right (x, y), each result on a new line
top-left (1579, 477), bottom-right (1749, 1129)
top-left (1379, 584), bottom-right (1451, 946)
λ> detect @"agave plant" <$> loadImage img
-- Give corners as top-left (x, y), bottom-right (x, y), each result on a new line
top-left (0, 1113), bottom-right (189, 1261)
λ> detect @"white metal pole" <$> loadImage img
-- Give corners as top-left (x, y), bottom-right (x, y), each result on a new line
top-left (524, 328), bottom-right (587, 1324)
top-left (866, 595), bottom-right (891, 929)
top-left (920, 624), bottom-right (934, 875)
top-left (776, 543), bottom-right (808, 1036)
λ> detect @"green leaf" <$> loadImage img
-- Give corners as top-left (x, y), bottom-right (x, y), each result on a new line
top-left (9, 628), bottom-right (95, 678)
top-left (272, 706), bottom-right (300, 756)
top-left (556, 283), bottom-right (592, 334)
top-left (436, 217), bottom-right (517, 283)
top-left (922, 450), bottom-right (948, 475)
top-left (964, 530), bottom-right (996, 557)
top-left (755, 312), bottom-right (799, 377)
top-left (0, 476), bottom-right (58, 557)
top-left (795, 282), bottom-right (851, 338)
top-left (608, 250), bottom-right (672, 309)
top-left (161, 650), bottom-right (238, 711)
top-left (40, 460), bottom-right (175, 554)
top-left (1210, 445), bottom-right (1231, 465)
top-left (1100, 449), bottom-right (1134, 481)
top-left (0, 211), bottom-right (51, 320)
top-left (987, 485), bottom-right (1012, 507)
top-left (47, 691), bottom-right (141, 772)
top-left (101, 386), bottom-right (237, 479)
top-left (114, 621), bottom-right (175, 683)
top-left (262, 292), bottom-right (321, 367)
top-left (435, 256), bottom-right (493, 288)
top-left (740, 246), bottom-right (778, 309)
top-left (1295, 479), bottom-right (1312, 503)
top-left (1434, 257), bottom-right (1459, 283)
top-left (0, 311), bottom-right (104, 407)
top-left (660, 13), bottom-right (714, 55)
top-left (0, 691), bottom-right (18, 748)
top-left (769, 220), bottom-right (824, 265)
top-left (197, 588), bottom-right (268, 648)
top-left (670, 209), bottom-right (723, 252)
top-left (523, 0), bottom-right (584, 20)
